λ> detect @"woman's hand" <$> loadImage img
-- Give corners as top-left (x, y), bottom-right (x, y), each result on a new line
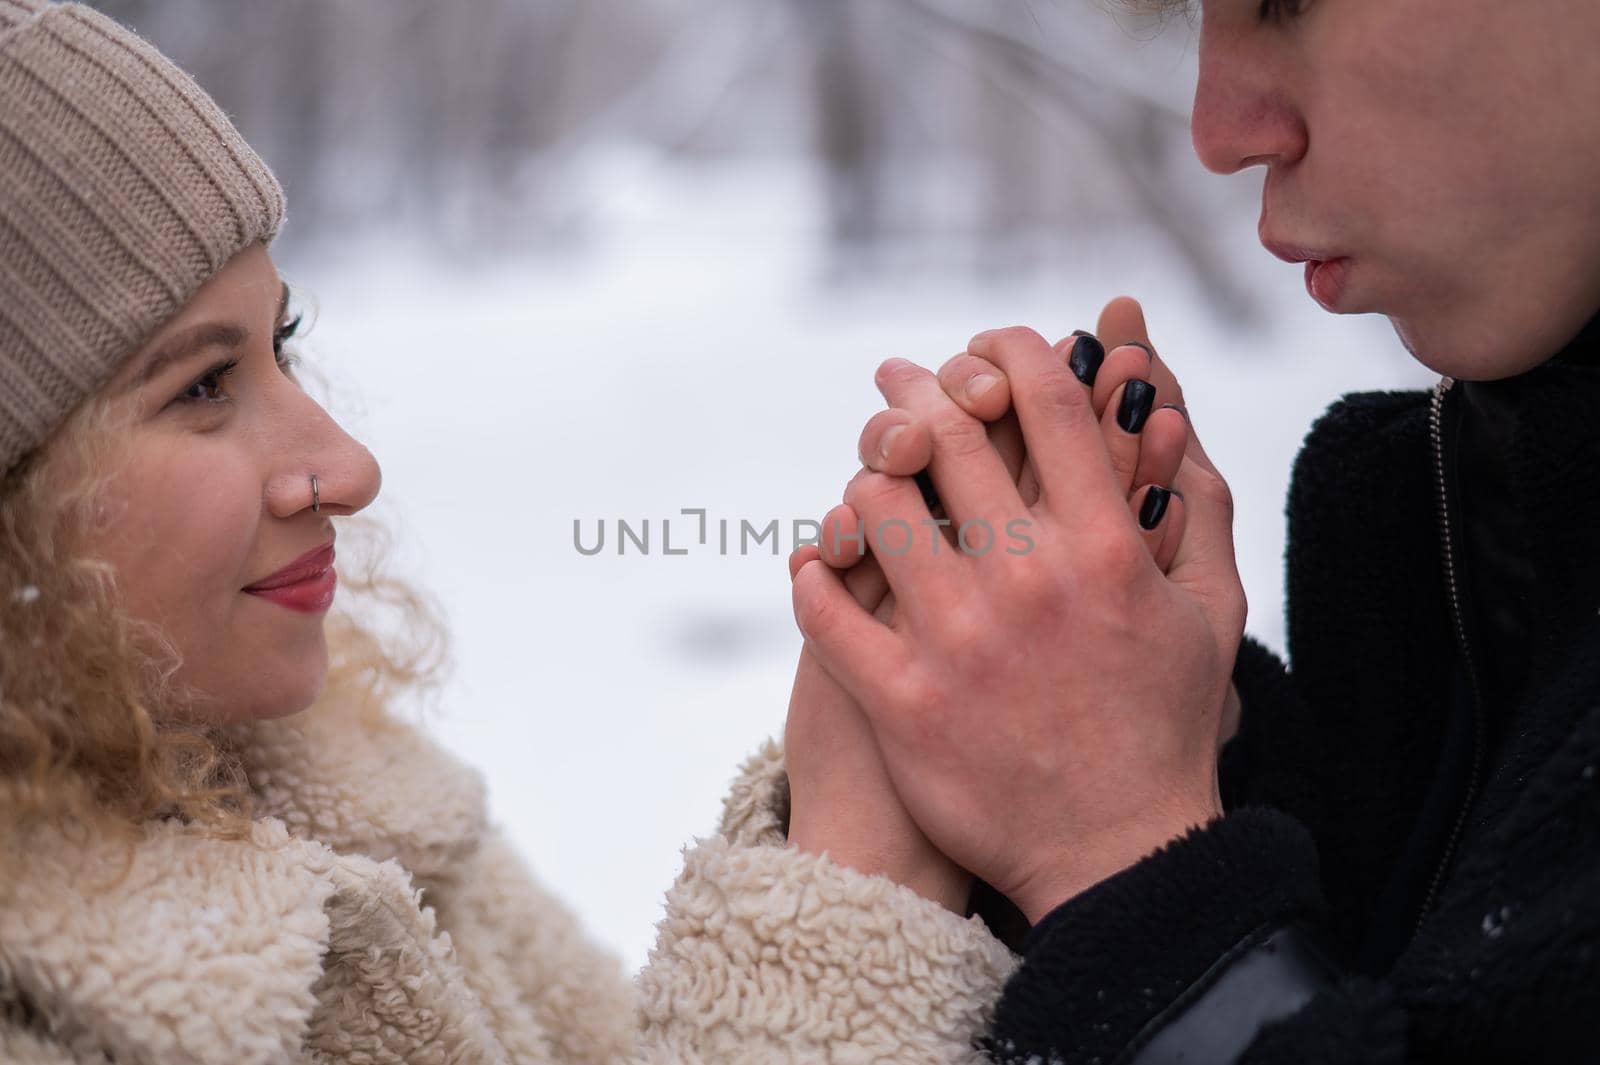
top-left (783, 565), bottom-right (974, 913)
top-left (784, 335), bottom-right (1043, 915)
top-left (790, 316), bottom-right (1246, 926)
top-left (783, 349), bottom-right (1042, 915)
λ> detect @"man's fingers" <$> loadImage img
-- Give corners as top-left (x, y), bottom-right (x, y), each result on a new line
top-left (858, 409), bottom-right (933, 477)
top-left (846, 553), bottom-right (892, 614)
top-left (1098, 297), bottom-right (1181, 415)
top-left (841, 466), bottom-right (958, 625)
top-left (936, 352), bottom-right (1013, 423)
top-left (1089, 343), bottom-right (1158, 421)
top-left (964, 333), bottom-right (1149, 424)
top-left (942, 335), bottom-right (1156, 506)
top-left (1096, 295), bottom-right (1222, 479)
top-left (792, 558), bottom-right (910, 707)
top-left (1167, 453), bottom-right (1247, 645)
top-left (1134, 406), bottom-right (1188, 493)
top-left (1098, 376), bottom-right (1158, 496)
top-left (788, 544), bottom-right (821, 581)
top-left (804, 508), bottom-right (895, 611)
top-left (967, 326), bottom-right (1123, 523)
top-left (1096, 295), bottom-right (1153, 356)
top-left (1130, 484), bottom-right (1187, 574)
top-left (817, 502), bottom-right (870, 569)
top-left (985, 410), bottom-right (1032, 498)
top-left (872, 357), bottom-right (1026, 538)
top-left (1098, 302), bottom-right (1242, 633)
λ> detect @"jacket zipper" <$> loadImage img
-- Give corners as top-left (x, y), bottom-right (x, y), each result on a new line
top-left (1416, 376), bottom-right (1488, 937)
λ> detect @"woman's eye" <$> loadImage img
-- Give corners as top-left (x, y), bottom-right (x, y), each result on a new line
top-left (1258, 0), bottom-right (1304, 22)
top-left (178, 358), bottom-right (238, 404)
top-left (273, 312), bottom-right (303, 375)
top-left (172, 311), bottom-right (303, 408)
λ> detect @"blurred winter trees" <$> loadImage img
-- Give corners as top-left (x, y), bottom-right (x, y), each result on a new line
top-left (89, 0), bottom-right (1253, 312)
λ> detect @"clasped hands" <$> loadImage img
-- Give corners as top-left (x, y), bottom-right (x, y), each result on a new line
top-left (783, 297), bottom-right (1246, 926)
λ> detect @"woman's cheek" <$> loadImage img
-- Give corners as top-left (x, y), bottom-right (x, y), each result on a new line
top-left (113, 445), bottom-right (257, 631)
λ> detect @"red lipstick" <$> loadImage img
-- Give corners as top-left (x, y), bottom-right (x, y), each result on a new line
top-left (244, 541), bottom-right (337, 614)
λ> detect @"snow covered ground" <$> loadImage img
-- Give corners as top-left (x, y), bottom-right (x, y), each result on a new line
top-left (283, 151), bottom-right (1436, 972)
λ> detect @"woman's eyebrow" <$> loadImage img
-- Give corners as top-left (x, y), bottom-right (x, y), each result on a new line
top-left (120, 321), bottom-right (248, 394)
top-left (120, 283), bottom-right (287, 395)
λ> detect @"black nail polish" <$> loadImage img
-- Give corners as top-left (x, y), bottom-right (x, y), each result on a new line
top-left (914, 468), bottom-right (943, 513)
top-left (1139, 486), bottom-right (1172, 530)
top-left (1118, 379), bottom-right (1157, 434)
top-left (1069, 334), bottom-right (1105, 386)
top-left (1124, 340), bottom-right (1156, 364)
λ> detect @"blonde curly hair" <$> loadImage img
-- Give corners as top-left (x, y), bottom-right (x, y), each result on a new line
top-left (0, 326), bottom-right (450, 837)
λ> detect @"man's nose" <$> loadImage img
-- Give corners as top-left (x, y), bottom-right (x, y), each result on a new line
top-left (1189, 29), bottom-right (1307, 176)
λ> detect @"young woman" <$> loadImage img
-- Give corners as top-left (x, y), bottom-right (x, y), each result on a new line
top-left (0, 2), bottom-right (1183, 1062)
top-left (785, 0), bottom-right (1600, 1062)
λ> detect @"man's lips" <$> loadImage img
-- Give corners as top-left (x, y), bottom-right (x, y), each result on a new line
top-left (1260, 231), bottom-right (1353, 311)
top-left (244, 541), bottom-right (336, 591)
top-left (1261, 236), bottom-right (1338, 265)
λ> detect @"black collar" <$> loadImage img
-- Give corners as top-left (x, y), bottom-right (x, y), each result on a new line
top-left (1453, 311), bottom-right (1600, 711)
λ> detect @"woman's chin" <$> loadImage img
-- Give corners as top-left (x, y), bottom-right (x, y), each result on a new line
top-left (260, 658), bottom-right (330, 721)
top-left (183, 647), bottom-right (330, 724)
top-left (246, 685), bottom-right (325, 722)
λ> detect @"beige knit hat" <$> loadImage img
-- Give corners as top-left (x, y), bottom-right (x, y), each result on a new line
top-left (0, 0), bottom-right (285, 476)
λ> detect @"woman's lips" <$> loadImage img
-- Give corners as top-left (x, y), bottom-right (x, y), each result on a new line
top-left (244, 542), bottom-right (337, 614)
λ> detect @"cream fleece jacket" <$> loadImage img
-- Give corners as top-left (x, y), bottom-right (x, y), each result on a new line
top-left (0, 700), bottom-right (1017, 1063)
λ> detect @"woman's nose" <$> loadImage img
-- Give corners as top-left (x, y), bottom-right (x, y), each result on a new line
top-left (1189, 26), bottom-right (1308, 176)
top-left (267, 394), bottom-right (383, 520)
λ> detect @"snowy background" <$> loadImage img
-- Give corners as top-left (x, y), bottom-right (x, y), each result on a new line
top-left (97, 0), bottom-right (1436, 971)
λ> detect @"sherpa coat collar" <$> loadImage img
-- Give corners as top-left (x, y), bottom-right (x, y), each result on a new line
top-left (1, 691), bottom-right (1022, 1065)
top-left (0, 698), bottom-right (524, 1065)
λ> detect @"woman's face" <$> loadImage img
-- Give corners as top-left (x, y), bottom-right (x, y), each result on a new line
top-left (1193, 0), bottom-right (1600, 378)
top-left (91, 243), bottom-right (381, 723)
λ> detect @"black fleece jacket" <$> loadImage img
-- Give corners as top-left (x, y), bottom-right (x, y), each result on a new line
top-left (984, 315), bottom-right (1600, 1064)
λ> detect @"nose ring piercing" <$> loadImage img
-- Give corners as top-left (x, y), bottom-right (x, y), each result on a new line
top-left (310, 473), bottom-right (320, 513)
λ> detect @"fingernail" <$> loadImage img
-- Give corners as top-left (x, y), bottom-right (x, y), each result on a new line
top-left (914, 469), bottom-right (942, 512)
top-left (967, 372), bottom-right (999, 403)
top-left (1139, 486), bottom-right (1172, 530)
top-left (1069, 334), bottom-right (1105, 386)
top-left (878, 424), bottom-right (904, 461)
top-left (1117, 379), bottom-right (1157, 434)
top-left (1123, 340), bottom-right (1156, 365)
top-left (1159, 402), bottom-right (1190, 425)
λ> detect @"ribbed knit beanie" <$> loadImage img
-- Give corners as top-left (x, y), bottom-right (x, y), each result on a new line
top-left (0, 0), bottom-right (285, 477)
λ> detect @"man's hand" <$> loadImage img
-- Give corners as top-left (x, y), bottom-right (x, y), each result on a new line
top-left (825, 298), bottom-right (1240, 751)
top-left (784, 310), bottom-right (1174, 913)
top-left (790, 316), bottom-right (1246, 925)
